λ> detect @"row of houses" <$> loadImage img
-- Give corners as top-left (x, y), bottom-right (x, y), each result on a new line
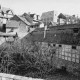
top-left (0, 5), bottom-right (80, 35)
top-left (41, 10), bottom-right (80, 26)
top-left (0, 5), bottom-right (42, 38)
top-left (0, 5), bottom-right (43, 44)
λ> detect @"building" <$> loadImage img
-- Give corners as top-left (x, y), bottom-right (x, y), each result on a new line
top-left (0, 5), bottom-right (14, 33)
top-left (0, 5), bottom-right (14, 19)
top-left (21, 13), bottom-right (40, 28)
top-left (41, 10), bottom-right (58, 26)
top-left (10, 15), bottom-right (31, 35)
top-left (21, 13), bottom-right (33, 24)
top-left (58, 13), bottom-right (80, 25)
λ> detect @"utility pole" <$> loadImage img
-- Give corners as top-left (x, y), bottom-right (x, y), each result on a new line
top-left (44, 20), bottom-right (47, 38)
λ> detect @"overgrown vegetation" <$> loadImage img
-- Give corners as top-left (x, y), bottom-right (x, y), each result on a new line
top-left (0, 37), bottom-right (54, 78)
top-left (0, 36), bottom-right (79, 80)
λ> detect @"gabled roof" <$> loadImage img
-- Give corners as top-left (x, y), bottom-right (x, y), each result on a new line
top-left (58, 13), bottom-right (66, 19)
top-left (21, 13), bottom-right (33, 24)
top-left (17, 15), bottom-right (31, 25)
top-left (0, 7), bottom-right (14, 15)
top-left (10, 15), bottom-right (31, 26)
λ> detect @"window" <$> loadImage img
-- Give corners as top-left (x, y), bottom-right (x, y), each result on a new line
top-left (73, 28), bottom-right (79, 33)
top-left (53, 44), bottom-right (55, 47)
top-left (59, 44), bottom-right (62, 47)
top-left (72, 46), bottom-right (76, 49)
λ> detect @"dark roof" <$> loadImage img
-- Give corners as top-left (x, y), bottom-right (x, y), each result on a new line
top-left (10, 15), bottom-right (31, 26)
top-left (58, 13), bottom-right (66, 19)
top-left (28, 24), bottom-right (80, 46)
top-left (21, 13), bottom-right (33, 24)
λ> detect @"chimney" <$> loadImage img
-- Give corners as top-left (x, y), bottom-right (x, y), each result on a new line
top-left (36, 15), bottom-right (39, 20)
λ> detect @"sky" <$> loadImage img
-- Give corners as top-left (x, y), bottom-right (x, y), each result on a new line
top-left (0, 0), bottom-right (80, 16)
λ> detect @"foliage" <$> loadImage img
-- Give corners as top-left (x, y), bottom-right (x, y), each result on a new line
top-left (0, 37), bottom-right (55, 78)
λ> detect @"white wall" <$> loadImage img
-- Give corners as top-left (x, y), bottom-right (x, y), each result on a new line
top-left (0, 73), bottom-right (44, 80)
top-left (53, 11), bottom-right (58, 23)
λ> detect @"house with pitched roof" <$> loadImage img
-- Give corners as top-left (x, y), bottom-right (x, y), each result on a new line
top-left (0, 6), bottom-right (14, 21)
top-left (7, 15), bottom-right (32, 38)
top-left (10, 15), bottom-right (31, 33)
top-left (22, 13), bottom-right (41, 28)
top-left (0, 6), bottom-right (15, 33)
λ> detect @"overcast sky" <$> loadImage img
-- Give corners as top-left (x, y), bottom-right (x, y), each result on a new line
top-left (0, 0), bottom-right (80, 16)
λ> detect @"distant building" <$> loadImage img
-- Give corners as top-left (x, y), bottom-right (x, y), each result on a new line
top-left (0, 6), bottom-right (14, 19)
top-left (58, 13), bottom-right (67, 25)
top-left (58, 13), bottom-right (80, 25)
top-left (21, 13), bottom-right (33, 24)
top-left (7, 15), bottom-right (31, 36)
top-left (0, 5), bottom-right (14, 33)
top-left (41, 10), bottom-right (58, 26)
top-left (21, 13), bottom-right (41, 28)
top-left (29, 13), bottom-right (40, 21)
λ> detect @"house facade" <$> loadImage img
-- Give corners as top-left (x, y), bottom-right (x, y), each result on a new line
top-left (10, 15), bottom-right (31, 38)
top-left (41, 10), bottom-right (58, 26)
top-left (58, 13), bottom-right (80, 25)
